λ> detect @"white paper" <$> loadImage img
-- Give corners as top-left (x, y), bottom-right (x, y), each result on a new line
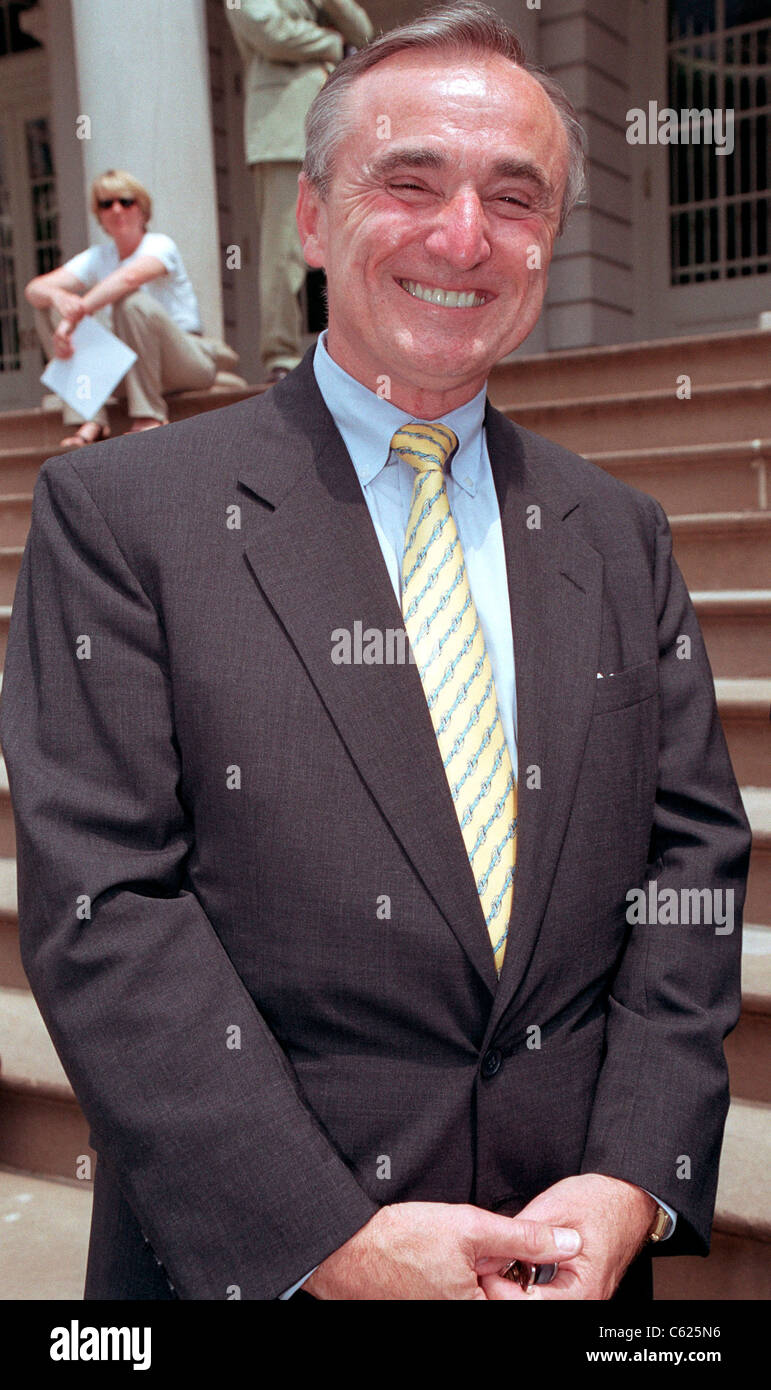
top-left (41, 316), bottom-right (137, 420)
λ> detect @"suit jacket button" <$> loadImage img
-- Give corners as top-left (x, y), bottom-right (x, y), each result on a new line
top-left (481, 1049), bottom-right (502, 1078)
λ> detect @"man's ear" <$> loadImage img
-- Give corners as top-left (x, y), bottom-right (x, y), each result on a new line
top-left (296, 173), bottom-right (327, 269)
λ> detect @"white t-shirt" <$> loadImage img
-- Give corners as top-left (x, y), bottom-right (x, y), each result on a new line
top-left (63, 232), bottom-right (203, 334)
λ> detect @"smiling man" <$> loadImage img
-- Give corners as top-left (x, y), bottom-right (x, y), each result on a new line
top-left (0, 2), bottom-right (750, 1302)
top-left (297, 44), bottom-right (570, 416)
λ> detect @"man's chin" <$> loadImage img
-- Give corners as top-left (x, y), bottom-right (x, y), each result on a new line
top-left (390, 338), bottom-right (499, 388)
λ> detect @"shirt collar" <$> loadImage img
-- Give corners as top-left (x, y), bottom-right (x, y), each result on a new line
top-left (313, 329), bottom-right (487, 497)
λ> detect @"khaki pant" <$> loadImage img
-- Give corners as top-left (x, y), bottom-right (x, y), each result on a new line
top-left (252, 161), bottom-right (306, 375)
top-left (35, 296), bottom-right (220, 425)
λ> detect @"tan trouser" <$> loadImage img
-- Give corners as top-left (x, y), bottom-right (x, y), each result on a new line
top-left (111, 294), bottom-right (218, 421)
top-left (252, 161), bottom-right (306, 374)
top-left (35, 297), bottom-right (219, 424)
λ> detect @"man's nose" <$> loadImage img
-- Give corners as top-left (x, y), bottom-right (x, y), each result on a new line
top-left (424, 190), bottom-right (492, 269)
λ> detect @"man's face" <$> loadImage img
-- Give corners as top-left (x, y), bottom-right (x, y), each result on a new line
top-left (297, 50), bottom-right (569, 411)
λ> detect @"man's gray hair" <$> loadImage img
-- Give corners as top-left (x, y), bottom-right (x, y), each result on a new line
top-left (303, 1), bottom-right (586, 235)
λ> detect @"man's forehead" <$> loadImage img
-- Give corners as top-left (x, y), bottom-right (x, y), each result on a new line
top-left (349, 49), bottom-right (557, 122)
top-left (344, 50), bottom-right (566, 183)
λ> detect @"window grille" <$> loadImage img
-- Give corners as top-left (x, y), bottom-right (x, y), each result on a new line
top-left (668, 0), bottom-right (769, 284)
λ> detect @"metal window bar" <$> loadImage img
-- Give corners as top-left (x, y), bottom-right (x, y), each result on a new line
top-left (0, 0), bottom-right (41, 57)
top-left (0, 126), bottom-right (20, 373)
top-left (25, 119), bottom-right (60, 280)
top-left (667, 1), bottom-right (770, 283)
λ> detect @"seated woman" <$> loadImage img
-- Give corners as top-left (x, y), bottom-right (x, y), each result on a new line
top-left (25, 169), bottom-right (223, 447)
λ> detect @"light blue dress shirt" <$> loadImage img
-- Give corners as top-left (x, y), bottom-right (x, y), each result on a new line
top-left (277, 332), bottom-right (674, 1297)
top-left (313, 330), bottom-right (519, 778)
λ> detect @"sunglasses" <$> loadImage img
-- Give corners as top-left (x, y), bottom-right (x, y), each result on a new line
top-left (97, 197), bottom-right (136, 210)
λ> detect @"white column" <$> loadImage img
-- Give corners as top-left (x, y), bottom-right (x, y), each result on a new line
top-left (69, 0), bottom-right (224, 337)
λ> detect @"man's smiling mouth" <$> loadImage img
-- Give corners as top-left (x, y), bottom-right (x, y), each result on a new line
top-left (397, 278), bottom-right (489, 308)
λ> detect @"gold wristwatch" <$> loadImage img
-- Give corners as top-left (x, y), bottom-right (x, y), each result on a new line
top-left (647, 1203), bottom-right (674, 1243)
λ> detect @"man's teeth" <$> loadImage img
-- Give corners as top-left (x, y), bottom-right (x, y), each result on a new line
top-left (400, 279), bottom-right (485, 308)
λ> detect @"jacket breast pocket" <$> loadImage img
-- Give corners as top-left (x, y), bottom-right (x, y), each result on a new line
top-left (593, 657), bottom-right (658, 714)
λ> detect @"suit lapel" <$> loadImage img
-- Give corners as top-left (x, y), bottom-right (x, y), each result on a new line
top-left (235, 359), bottom-right (605, 1012)
top-left (484, 405), bottom-right (604, 1027)
top-left (237, 358), bottom-right (499, 993)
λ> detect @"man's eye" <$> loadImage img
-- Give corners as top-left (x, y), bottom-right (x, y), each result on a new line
top-left (498, 196), bottom-right (530, 208)
top-left (390, 182), bottom-right (431, 193)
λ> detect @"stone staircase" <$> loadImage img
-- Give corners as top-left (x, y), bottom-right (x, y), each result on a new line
top-left (489, 327), bottom-right (771, 1300)
top-left (1, 331), bottom-right (769, 1299)
top-left (0, 383), bottom-right (263, 1298)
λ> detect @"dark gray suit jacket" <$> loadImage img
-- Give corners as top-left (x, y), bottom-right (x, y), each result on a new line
top-left (0, 349), bottom-right (751, 1299)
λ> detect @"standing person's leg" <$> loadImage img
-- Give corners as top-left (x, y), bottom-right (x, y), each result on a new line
top-left (33, 306), bottom-right (110, 442)
top-left (111, 294), bottom-right (217, 427)
top-left (252, 161), bottom-right (306, 379)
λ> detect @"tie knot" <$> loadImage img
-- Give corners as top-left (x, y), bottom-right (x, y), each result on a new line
top-left (390, 421), bottom-right (459, 475)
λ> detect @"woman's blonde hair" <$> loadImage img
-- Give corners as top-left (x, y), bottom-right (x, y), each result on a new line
top-left (90, 170), bottom-right (152, 226)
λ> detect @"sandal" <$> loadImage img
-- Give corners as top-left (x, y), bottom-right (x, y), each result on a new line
top-left (128, 418), bottom-right (166, 432)
top-left (59, 422), bottom-right (111, 448)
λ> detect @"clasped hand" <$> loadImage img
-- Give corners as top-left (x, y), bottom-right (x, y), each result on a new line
top-left (304, 1175), bottom-right (656, 1300)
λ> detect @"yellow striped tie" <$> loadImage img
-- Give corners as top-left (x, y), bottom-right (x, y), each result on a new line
top-left (392, 421), bottom-right (517, 976)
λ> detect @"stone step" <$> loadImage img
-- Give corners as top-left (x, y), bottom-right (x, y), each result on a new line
top-left (491, 328), bottom-right (771, 406)
top-left (684, 1098), bottom-right (771, 1237)
top-left (0, 409), bottom-right (89, 451)
top-left (498, 381), bottom-right (771, 454)
top-left (0, 382), bottom-right (263, 446)
top-left (589, 439), bottom-right (771, 517)
top-left (726, 926), bottom-right (771, 1104)
top-left (0, 753), bottom-right (12, 859)
top-left (741, 788), bottom-right (771, 929)
top-left (740, 924), bottom-right (771, 1013)
top-left (671, 513), bottom-right (771, 591)
top-left (0, 548), bottom-right (22, 607)
top-left (0, 1164), bottom-right (91, 1299)
top-left (0, 855), bottom-right (22, 990)
top-left (692, 591), bottom-right (771, 679)
top-left (0, 986), bottom-right (93, 1182)
top-left (0, 494), bottom-right (35, 548)
top-left (0, 605), bottom-right (10, 668)
top-left (0, 449), bottom-right (49, 496)
top-left (653, 1098), bottom-right (771, 1299)
top-left (717, 680), bottom-right (771, 787)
